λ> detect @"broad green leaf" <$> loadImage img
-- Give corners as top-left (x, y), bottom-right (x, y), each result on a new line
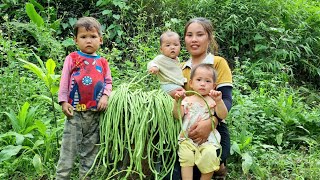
top-left (15, 133), bottom-right (25, 145)
top-left (260, 144), bottom-right (275, 149)
top-left (34, 120), bottom-right (47, 136)
top-left (2, 111), bottom-right (20, 132)
top-left (30, 0), bottom-right (44, 11)
top-left (61, 38), bottom-right (75, 47)
top-left (18, 102), bottom-right (30, 130)
top-left (19, 59), bottom-right (47, 86)
top-left (50, 19), bottom-right (61, 31)
top-left (242, 152), bottom-right (253, 174)
top-left (46, 59), bottom-right (56, 75)
top-left (230, 142), bottom-right (241, 155)
top-left (254, 44), bottom-right (268, 52)
top-left (33, 140), bottom-right (44, 149)
top-left (253, 33), bottom-right (265, 41)
top-left (0, 145), bottom-right (22, 162)
top-left (25, 3), bottom-right (44, 27)
top-left (24, 125), bottom-right (38, 134)
top-left (68, 17), bottom-right (77, 27)
top-left (51, 86), bottom-right (59, 95)
top-left (32, 154), bottom-right (43, 174)
top-left (102, 10), bottom-right (112, 15)
top-left (50, 74), bottom-right (61, 82)
top-left (287, 95), bottom-right (293, 106)
top-left (33, 52), bottom-right (45, 70)
top-left (276, 133), bottom-right (283, 145)
top-left (113, 14), bottom-right (120, 20)
top-left (241, 136), bottom-right (252, 149)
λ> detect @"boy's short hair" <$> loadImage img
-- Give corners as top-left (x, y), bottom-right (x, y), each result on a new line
top-left (160, 30), bottom-right (180, 45)
top-left (190, 64), bottom-right (217, 83)
top-left (74, 17), bottom-right (102, 37)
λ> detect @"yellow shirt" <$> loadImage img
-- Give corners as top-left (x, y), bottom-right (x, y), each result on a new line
top-left (181, 53), bottom-right (232, 91)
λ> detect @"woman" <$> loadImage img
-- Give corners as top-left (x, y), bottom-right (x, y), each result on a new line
top-left (168, 17), bottom-right (233, 179)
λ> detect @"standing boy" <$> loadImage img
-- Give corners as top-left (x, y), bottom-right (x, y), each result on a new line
top-left (56, 17), bottom-right (112, 179)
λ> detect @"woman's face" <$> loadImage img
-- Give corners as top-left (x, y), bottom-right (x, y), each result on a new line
top-left (184, 22), bottom-right (209, 57)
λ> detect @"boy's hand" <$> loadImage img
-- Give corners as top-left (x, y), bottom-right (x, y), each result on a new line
top-left (174, 90), bottom-right (185, 102)
top-left (149, 67), bottom-right (159, 74)
top-left (97, 95), bottom-right (108, 111)
top-left (209, 89), bottom-right (222, 102)
top-left (61, 102), bottom-right (74, 117)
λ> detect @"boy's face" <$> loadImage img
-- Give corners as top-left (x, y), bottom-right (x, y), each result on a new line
top-left (190, 67), bottom-right (216, 96)
top-left (160, 34), bottom-right (181, 59)
top-left (75, 27), bottom-right (102, 55)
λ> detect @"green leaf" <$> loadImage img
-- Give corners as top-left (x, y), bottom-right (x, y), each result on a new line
top-left (113, 14), bottom-right (120, 20)
top-left (102, 10), bottom-right (112, 15)
top-left (50, 19), bottom-right (61, 31)
top-left (254, 33), bottom-right (265, 41)
top-left (68, 17), bottom-right (77, 27)
top-left (276, 133), bottom-right (283, 145)
top-left (0, 145), bottom-right (22, 162)
top-left (18, 102), bottom-right (30, 131)
top-left (61, 38), bottom-right (75, 47)
top-left (19, 58), bottom-right (49, 88)
top-left (33, 140), bottom-right (44, 149)
top-left (29, 0), bottom-right (44, 11)
top-left (46, 59), bottom-right (56, 75)
top-left (32, 154), bottom-right (43, 175)
top-left (254, 44), bottom-right (268, 52)
top-left (50, 86), bottom-right (59, 95)
top-left (25, 3), bottom-right (44, 27)
top-left (230, 142), bottom-right (241, 155)
top-left (15, 133), bottom-right (25, 145)
top-left (2, 111), bottom-right (20, 132)
top-left (34, 120), bottom-right (47, 136)
top-left (242, 152), bottom-right (253, 174)
top-left (33, 52), bottom-right (45, 70)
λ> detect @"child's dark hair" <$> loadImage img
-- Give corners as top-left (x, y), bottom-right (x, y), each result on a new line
top-left (159, 30), bottom-right (180, 45)
top-left (190, 64), bottom-right (217, 83)
top-left (74, 17), bottom-right (102, 37)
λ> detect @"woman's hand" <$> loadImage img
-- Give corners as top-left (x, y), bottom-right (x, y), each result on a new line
top-left (188, 119), bottom-right (212, 144)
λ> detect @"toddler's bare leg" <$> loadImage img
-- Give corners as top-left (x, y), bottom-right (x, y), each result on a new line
top-left (181, 166), bottom-right (193, 180)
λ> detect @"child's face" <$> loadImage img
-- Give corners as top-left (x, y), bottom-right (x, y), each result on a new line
top-left (74, 27), bottom-right (102, 55)
top-left (190, 67), bottom-right (216, 96)
top-left (160, 34), bottom-right (181, 59)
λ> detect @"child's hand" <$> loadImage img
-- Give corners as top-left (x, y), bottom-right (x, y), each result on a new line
top-left (209, 89), bottom-right (222, 102)
top-left (149, 67), bottom-right (159, 74)
top-left (97, 95), bottom-right (108, 111)
top-left (174, 90), bottom-right (185, 102)
top-left (61, 102), bottom-right (74, 117)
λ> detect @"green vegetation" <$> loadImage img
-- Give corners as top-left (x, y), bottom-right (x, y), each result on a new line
top-left (0, 0), bottom-right (319, 179)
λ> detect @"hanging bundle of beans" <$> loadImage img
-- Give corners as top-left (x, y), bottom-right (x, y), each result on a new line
top-left (96, 78), bottom-right (180, 179)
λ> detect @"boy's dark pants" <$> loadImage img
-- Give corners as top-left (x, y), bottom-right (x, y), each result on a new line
top-left (56, 111), bottom-right (100, 180)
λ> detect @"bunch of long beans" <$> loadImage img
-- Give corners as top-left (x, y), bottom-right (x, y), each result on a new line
top-left (96, 77), bottom-right (180, 179)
